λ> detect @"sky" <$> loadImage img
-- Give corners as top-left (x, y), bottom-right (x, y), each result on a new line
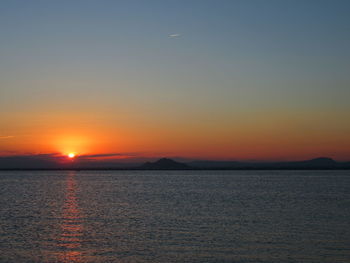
top-left (1, 0), bottom-right (350, 161)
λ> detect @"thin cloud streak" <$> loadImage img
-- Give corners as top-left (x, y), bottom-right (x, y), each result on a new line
top-left (0, 135), bottom-right (14, 139)
top-left (168, 33), bottom-right (181, 38)
top-left (79, 153), bottom-right (138, 158)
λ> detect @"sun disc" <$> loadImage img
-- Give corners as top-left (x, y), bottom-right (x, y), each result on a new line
top-left (68, 153), bottom-right (75, 158)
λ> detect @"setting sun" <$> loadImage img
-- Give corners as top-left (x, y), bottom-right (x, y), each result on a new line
top-left (68, 153), bottom-right (76, 158)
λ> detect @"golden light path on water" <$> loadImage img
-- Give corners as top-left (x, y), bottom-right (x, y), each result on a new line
top-left (56, 172), bottom-right (83, 263)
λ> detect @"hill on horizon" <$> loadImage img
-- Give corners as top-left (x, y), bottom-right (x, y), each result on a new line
top-left (0, 155), bottom-right (349, 170)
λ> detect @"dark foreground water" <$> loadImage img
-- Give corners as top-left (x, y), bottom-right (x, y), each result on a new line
top-left (0, 170), bottom-right (349, 263)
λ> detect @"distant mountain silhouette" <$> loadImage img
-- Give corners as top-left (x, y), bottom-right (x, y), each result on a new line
top-left (0, 155), bottom-right (349, 170)
top-left (139, 158), bottom-right (190, 170)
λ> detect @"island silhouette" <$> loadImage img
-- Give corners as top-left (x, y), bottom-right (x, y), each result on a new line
top-left (0, 155), bottom-right (349, 170)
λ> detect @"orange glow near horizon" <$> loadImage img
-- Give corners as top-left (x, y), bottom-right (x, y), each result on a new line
top-left (0, 110), bottom-right (350, 161)
top-left (54, 134), bottom-right (91, 157)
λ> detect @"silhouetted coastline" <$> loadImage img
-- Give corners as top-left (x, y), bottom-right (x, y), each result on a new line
top-left (0, 157), bottom-right (349, 170)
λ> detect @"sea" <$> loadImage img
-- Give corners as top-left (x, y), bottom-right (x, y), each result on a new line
top-left (0, 170), bottom-right (349, 263)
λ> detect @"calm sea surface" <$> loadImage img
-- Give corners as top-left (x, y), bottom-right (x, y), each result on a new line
top-left (0, 170), bottom-right (349, 263)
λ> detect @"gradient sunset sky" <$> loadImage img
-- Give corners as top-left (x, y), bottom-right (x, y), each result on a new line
top-left (1, 0), bottom-right (349, 161)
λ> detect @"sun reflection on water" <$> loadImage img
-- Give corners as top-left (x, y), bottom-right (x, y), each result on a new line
top-left (57, 172), bottom-right (84, 262)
